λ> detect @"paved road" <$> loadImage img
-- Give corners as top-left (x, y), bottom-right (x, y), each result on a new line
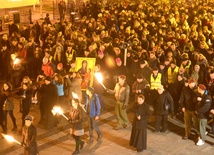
top-left (0, 93), bottom-right (213, 155)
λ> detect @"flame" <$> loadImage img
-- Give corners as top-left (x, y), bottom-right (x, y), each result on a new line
top-left (14, 58), bottom-right (19, 65)
top-left (2, 134), bottom-right (21, 145)
top-left (51, 106), bottom-right (63, 116)
top-left (72, 92), bottom-right (79, 99)
top-left (94, 72), bottom-right (103, 83)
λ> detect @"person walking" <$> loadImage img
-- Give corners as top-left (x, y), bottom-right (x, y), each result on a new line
top-left (130, 95), bottom-right (150, 153)
top-left (1, 82), bottom-right (17, 131)
top-left (107, 75), bottom-right (131, 130)
top-left (21, 115), bottom-right (39, 155)
top-left (85, 87), bottom-right (102, 143)
top-left (195, 84), bottom-right (212, 146)
top-left (69, 98), bottom-right (85, 155)
top-left (39, 76), bottom-right (58, 129)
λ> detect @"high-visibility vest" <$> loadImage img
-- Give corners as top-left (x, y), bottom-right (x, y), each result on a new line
top-left (150, 73), bottom-right (162, 90)
top-left (66, 50), bottom-right (75, 63)
top-left (167, 66), bottom-right (179, 83)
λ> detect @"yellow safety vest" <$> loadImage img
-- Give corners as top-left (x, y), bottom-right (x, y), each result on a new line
top-left (150, 73), bottom-right (162, 90)
top-left (66, 50), bottom-right (75, 63)
top-left (167, 66), bottom-right (179, 83)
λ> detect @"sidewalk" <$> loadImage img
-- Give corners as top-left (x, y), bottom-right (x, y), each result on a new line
top-left (0, 94), bottom-right (213, 155)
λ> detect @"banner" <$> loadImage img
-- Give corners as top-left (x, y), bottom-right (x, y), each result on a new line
top-left (0, 0), bottom-right (39, 8)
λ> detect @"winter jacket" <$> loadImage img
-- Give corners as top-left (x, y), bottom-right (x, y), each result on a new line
top-left (155, 91), bottom-right (174, 115)
top-left (85, 94), bottom-right (101, 117)
top-left (179, 86), bottom-right (197, 111)
top-left (195, 91), bottom-right (212, 119)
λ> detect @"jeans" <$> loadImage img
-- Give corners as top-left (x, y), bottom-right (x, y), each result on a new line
top-left (3, 110), bottom-right (17, 129)
top-left (88, 117), bottom-right (102, 139)
top-left (198, 118), bottom-right (207, 141)
top-left (155, 114), bottom-right (168, 132)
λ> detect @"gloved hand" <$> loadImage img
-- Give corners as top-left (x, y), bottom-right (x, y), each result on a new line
top-left (122, 104), bottom-right (127, 110)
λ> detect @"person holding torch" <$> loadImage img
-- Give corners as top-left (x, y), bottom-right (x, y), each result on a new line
top-left (106, 75), bottom-right (131, 130)
top-left (68, 98), bottom-right (85, 155)
top-left (21, 115), bottom-right (39, 155)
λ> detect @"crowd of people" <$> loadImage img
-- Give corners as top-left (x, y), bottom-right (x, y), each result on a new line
top-left (0, 0), bottom-right (214, 154)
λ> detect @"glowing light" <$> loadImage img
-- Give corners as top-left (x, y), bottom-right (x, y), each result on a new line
top-left (2, 134), bottom-right (21, 145)
top-left (94, 72), bottom-right (106, 89)
top-left (51, 106), bottom-right (68, 120)
top-left (14, 58), bottom-right (19, 65)
top-left (72, 92), bottom-right (79, 99)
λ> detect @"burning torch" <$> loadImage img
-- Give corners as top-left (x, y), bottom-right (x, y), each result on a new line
top-left (94, 72), bottom-right (106, 89)
top-left (51, 106), bottom-right (69, 120)
top-left (2, 133), bottom-right (22, 146)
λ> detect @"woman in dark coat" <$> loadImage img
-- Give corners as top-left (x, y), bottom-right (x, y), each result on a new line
top-left (1, 82), bottom-right (17, 131)
top-left (130, 94), bottom-right (150, 152)
top-left (69, 98), bottom-right (84, 155)
top-left (19, 83), bottom-right (32, 126)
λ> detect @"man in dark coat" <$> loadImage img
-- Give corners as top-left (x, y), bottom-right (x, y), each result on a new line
top-left (21, 115), bottom-right (39, 155)
top-left (40, 76), bottom-right (58, 130)
top-left (154, 85), bottom-right (174, 132)
top-left (179, 78), bottom-right (198, 139)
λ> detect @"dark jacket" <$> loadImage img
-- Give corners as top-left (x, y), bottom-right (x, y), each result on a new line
top-left (132, 102), bottom-right (150, 129)
top-left (155, 91), bottom-right (174, 115)
top-left (20, 89), bottom-right (32, 112)
top-left (132, 79), bottom-right (149, 102)
top-left (195, 91), bottom-right (212, 119)
top-left (69, 106), bottom-right (83, 130)
top-left (22, 124), bottom-right (39, 155)
top-left (40, 83), bottom-right (58, 110)
top-left (179, 86), bottom-right (197, 111)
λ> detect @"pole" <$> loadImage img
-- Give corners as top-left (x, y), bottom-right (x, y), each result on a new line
top-left (124, 48), bottom-right (127, 66)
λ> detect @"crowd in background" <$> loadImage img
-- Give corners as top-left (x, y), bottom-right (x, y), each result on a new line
top-left (0, 0), bottom-right (214, 149)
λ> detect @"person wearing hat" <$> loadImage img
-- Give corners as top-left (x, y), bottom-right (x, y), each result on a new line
top-left (107, 75), bottom-right (131, 130)
top-left (179, 78), bottom-right (198, 140)
top-left (132, 73), bottom-right (150, 102)
top-left (154, 85), bottom-right (174, 132)
top-left (138, 60), bottom-right (152, 83)
top-left (21, 115), bottom-right (39, 155)
top-left (39, 76), bottom-right (58, 129)
top-left (85, 86), bottom-right (102, 143)
top-left (195, 84), bottom-right (212, 146)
